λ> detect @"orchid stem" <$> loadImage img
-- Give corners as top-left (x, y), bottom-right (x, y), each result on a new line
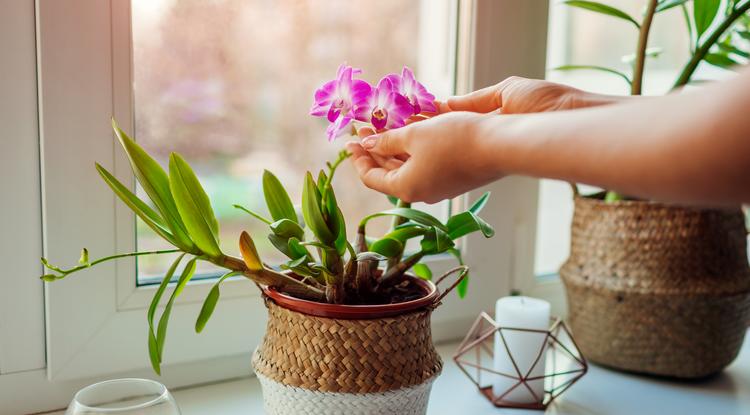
top-left (42, 249), bottom-right (183, 280)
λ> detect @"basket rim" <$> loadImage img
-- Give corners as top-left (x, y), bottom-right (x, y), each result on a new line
top-left (574, 192), bottom-right (742, 212)
top-left (263, 274), bottom-right (438, 320)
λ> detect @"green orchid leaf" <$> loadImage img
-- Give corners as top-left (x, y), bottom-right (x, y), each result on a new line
top-left (195, 271), bottom-right (239, 333)
top-left (552, 65), bottom-right (632, 86)
top-left (302, 172), bottom-right (335, 243)
top-left (656, 0), bottom-right (688, 13)
top-left (156, 257), bottom-right (197, 361)
top-left (382, 224), bottom-right (427, 243)
top-left (370, 237), bottom-right (404, 258)
top-left (96, 163), bottom-right (179, 247)
top-left (360, 208), bottom-right (448, 232)
top-left (447, 248), bottom-right (469, 298)
top-left (704, 52), bottom-right (740, 69)
top-left (287, 237), bottom-right (310, 259)
top-left (718, 43), bottom-right (750, 59)
top-left (412, 263), bottom-right (432, 280)
top-left (736, 30), bottom-right (750, 40)
top-left (334, 207), bottom-right (347, 256)
top-left (561, 1), bottom-right (640, 28)
top-left (447, 211), bottom-right (495, 239)
top-left (111, 119), bottom-right (193, 250)
top-left (468, 191), bottom-right (491, 214)
top-left (168, 153), bottom-right (222, 258)
top-left (270, 219), bottom-right (304, 240)
top-left (317, 169), bottom-right (328, 195)
top-left (421, 227), bottom-right (455, 255)
top-left (146, 253), bottom-right (186, 374)
top-left (693, 0), bottom-right (720, 40)
top-left (239, 231), bottom-right (263, 271)
top-left (233, 204), bottom-right (272, 225)
top-left (263, 170), bottom-right (297, 223)
top-left (268, 233), bottom-right (293, 258)
top-left (387, 195), bottom-right (399, 206)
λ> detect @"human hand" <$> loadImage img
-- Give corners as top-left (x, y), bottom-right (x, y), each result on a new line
top-left (346, 111), bottom-right (503, 203)
top-left (439, 76), bottom-right (619, 115)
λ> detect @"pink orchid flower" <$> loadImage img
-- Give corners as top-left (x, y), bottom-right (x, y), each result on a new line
top-left (384, 66), bottom-right (437, 115)
top-left (310, 64), bottom-right (371, 140)
top-left (354, 77), bottom-right (413, 131)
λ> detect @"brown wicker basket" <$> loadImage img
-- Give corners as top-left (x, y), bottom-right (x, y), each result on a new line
top-left (560, 192), bottom-right (750, 378)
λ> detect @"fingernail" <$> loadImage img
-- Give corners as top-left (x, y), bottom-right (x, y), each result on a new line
top-left (362, 136), bottom-right (378, 149)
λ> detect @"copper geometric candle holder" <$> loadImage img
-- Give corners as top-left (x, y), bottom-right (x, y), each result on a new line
top-left (453, 312), bottom-right (588, 410)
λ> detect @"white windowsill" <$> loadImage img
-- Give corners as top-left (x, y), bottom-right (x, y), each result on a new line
top-left (50, 332), bottom-right (750, 415)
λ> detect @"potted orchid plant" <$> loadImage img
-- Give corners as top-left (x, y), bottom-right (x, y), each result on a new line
top-left (41, 64), bottom-right (493, 415)
top-left (557, 0), bottom-right (750, 379)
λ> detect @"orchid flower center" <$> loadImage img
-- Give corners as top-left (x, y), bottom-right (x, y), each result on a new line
top-left (333, 98), bottom-right (346, 109)
top-left (372, 107), bottom-right (387, 121)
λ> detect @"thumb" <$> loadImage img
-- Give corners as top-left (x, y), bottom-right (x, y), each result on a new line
top-left (361, 129), bottom-right (408, 156)
top-left (446, 84), bottom-right (502, 113)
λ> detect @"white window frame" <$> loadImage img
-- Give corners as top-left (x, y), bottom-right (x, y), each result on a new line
top-left (1, 1), bottom-right (557, 413)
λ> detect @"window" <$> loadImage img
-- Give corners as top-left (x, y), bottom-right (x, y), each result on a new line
top-left (131, 0), bottom-right (452, 282)
top-left (536, 0), bottom-right (737, 276)
top-left (4, 1), bottom-right (551, 413)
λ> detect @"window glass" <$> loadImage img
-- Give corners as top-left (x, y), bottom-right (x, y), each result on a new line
top-left (131, 0), bottom-right (451, 282)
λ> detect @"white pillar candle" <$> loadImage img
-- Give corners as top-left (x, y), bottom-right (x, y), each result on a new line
top-left (492, 296), bottom-right (550, 404)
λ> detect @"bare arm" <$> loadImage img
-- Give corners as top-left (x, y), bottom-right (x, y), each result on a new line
top-left (347, 69), bottom-right (750, 206)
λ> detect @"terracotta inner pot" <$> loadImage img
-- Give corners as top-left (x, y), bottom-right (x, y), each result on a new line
top-left (263, 274), bottom-right (438, 319)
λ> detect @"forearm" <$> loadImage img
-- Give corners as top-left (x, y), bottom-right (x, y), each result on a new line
top-left (479, 73), bottom-right (750, 205)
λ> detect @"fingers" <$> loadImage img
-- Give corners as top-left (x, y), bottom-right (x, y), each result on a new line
top-left (361, 128), bottom-right (409, 157)
top-left (446, 84), bottom-right (502, 113)
top-left (357, 126), bottom-right (376, 139)
top-left (346, 142), bottom-right (403, 197)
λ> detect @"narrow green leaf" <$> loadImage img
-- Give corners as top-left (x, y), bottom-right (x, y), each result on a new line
top-left (370, 238), bottom-right (404, 258)
top-left (360, 208), bottom-right (448, 232)
top-left (656, 0), bottom-right (688, 13)
top-left (468, 192), bottom-right (491, 214)
top-left (736, 30), bottom-right (750, 40)
top-left (96, 163), bottom-right (180, 247)
top-left (270, 219), bottom-right (304, 239)
top-left (413, 263), bottom-right (432, 280)
top-left (420, 227), bottom-right (455, 254)
top-left (111, 120), bottom-right (193, 249)
top-left (447, 211), bottom-right (495, 239)
top-left (169, 153), bottom-right (222, 258)
top-left (234, 204), bottom-right (272, 225)
top-left (195, 271), bottom-right (239, 333)
top-left (148, 330), bottom-right (160, 375)
top-left (263, 170), bottom-right (297, 223)
top-left (382, 224), bottom-right (427, 243)
top-left (357, 252), bottom-right (388, 262)
top-left (561, 1), bottom-right (640, 28)
top-left (316, 170), bottom-right (328, 195)
top-left (302, 172), bottom-right (335, 243)
top-left (268, 233), bottom-right (293, 258)
top-left (693, 0), bottom-right (721, 39)
top-left (704, 52), bottom-right (740, 68)
top-left (386, 195), bottom-right (400, 206)
top-left (156, 257), bottom-right (197, 360)
top-left (288, 237), bottom-right (311, 259)
top-left (552, 65), bottom-right (632, 86)
top-left (718, 42), bottom-right (750, 58)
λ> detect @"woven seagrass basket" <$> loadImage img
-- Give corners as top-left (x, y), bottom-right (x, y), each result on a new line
top-left (560, 192), bottom-right (750, 378)
top-left (252, 270), bottom-right (465, 415)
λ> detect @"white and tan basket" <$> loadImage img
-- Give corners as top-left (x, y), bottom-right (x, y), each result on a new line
top-left (251, 295), bottom-right (444, 415)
